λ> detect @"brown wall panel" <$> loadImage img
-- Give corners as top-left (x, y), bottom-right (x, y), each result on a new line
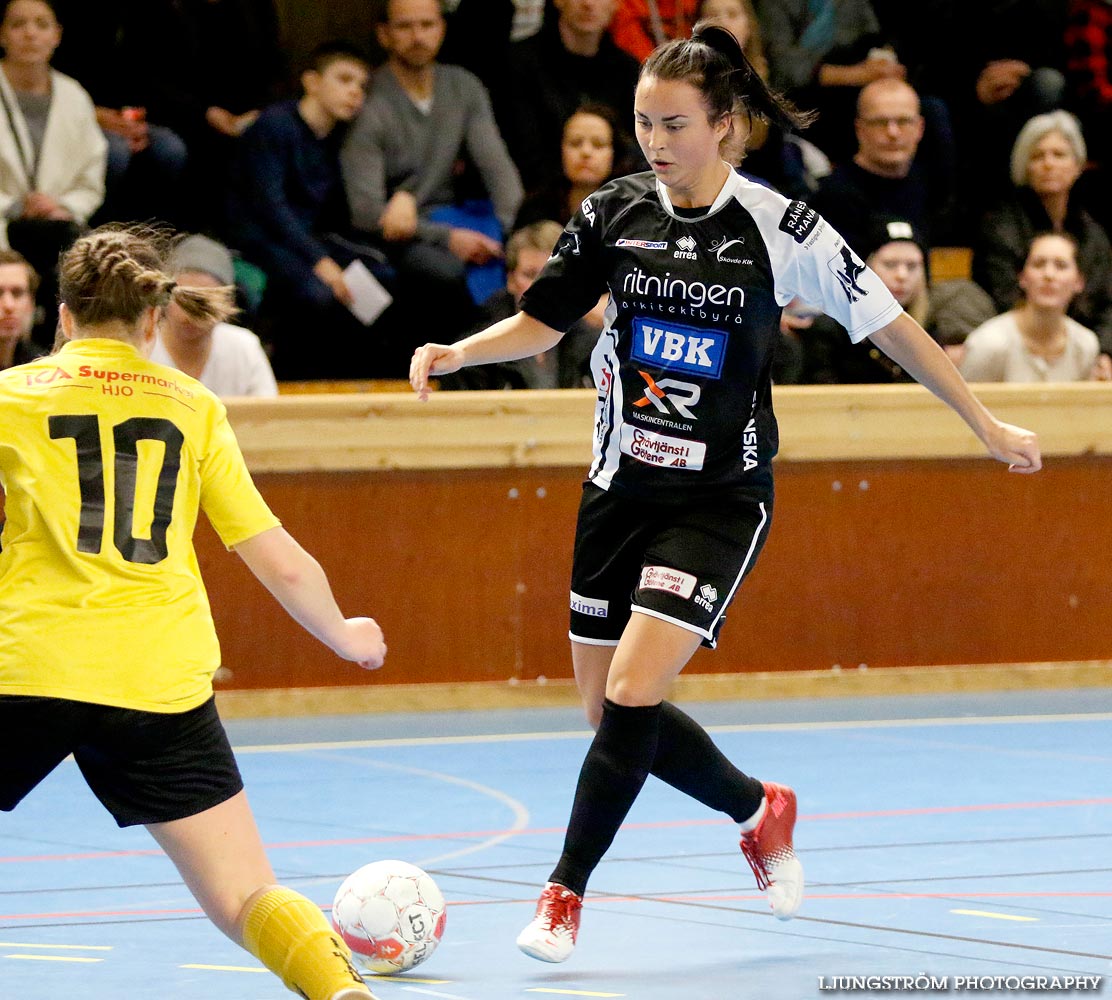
top-left (200, 454), bottom-right (1112, 692)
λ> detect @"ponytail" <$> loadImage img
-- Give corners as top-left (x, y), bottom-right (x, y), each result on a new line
top-left (59, 225), bottom-right (237, 330)
top-left (642, 22), bottom-right (816, 136)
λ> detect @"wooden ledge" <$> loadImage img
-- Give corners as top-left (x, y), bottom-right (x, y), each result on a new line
top-left (225, 384), bottom-right (1112, 472)
top-left (214, 660), bottom-right (1112, 719)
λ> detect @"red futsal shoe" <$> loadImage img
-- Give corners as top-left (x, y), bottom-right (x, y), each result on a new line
top-left (516, 881), bottom-right (583, 963)
top-left (739, 781), bottom-right (804, 919)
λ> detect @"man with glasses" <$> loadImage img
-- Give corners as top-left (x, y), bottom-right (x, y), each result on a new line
top-left (812, 78), bottom-right (955, 251)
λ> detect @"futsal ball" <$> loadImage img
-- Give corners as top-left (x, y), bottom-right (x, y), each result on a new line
top-left (331, 860), bottom-right (447, 974)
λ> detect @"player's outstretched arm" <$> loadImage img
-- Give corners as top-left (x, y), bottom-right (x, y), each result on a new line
top-left (868, 311), bottom-right (1042, 474)
top-left (234, 526), bottom-right (386, 670)
top-left (410, 311), bottom-right (563, 400)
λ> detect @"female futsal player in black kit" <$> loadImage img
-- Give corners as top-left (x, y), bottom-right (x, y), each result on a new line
top-left (411, 24), bottom-right (1041, 963)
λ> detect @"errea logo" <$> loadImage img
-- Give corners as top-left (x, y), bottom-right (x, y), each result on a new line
top-left (674, 235), bottom-right (697, 260)
top-left (694, 583), bottom-right (718, 611)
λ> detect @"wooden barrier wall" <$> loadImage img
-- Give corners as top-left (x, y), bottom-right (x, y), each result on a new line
top-left (196, 385), bottom-right (1112, 694)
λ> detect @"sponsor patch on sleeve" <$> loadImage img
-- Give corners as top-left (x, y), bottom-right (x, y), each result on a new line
top-left (639, 565), bottom-right (697, 599)
top-left (779, 200), bottom-right (820, 244)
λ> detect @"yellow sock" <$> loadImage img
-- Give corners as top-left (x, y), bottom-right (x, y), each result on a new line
top-left (241, 886), bottom-right (373, 1000)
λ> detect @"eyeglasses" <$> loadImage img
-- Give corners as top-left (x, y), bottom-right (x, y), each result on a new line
top-left (859, 116), bottom-right (921, 130)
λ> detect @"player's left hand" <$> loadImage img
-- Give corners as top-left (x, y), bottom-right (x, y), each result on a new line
top-left (983, 419), bottom-right (1041, 474)
top-left (410, 343), bottom-right (464, 401)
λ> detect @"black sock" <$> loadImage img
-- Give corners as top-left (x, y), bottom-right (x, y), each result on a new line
top-left (549, 699), bottom-right (662, 897)
top-left (649, 701), bottom-right (764, 824)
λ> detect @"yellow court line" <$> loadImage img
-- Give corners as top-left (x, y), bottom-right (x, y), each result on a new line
top-left (526, 990), bottom-right (625, 998)
top-left (951, 908), bottom-right (1039, 922)
top-left (369, 975), bottom-right (453, 983)
top-left (5, 954), bottom-right (103, 963)
top-left (181, 963), bottom-right (268, 973)
top-left (0, 941), bottom-right (111, 950)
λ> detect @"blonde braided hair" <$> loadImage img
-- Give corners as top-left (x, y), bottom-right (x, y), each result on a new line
top-left (59, 225), bottom-right (236, 331)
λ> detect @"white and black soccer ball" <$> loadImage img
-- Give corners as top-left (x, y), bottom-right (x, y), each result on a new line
top-left (331, 860), bottom-right (447, 974)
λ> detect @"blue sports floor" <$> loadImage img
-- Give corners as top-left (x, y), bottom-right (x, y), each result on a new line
top-left (2, 689), bottom-right (1110, 1000)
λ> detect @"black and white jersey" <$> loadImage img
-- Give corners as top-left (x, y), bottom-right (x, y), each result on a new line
top-left (520, 169), bottom-right (902, 499)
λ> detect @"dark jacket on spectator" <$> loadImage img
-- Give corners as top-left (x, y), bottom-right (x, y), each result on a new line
top-left (226, 100), bottom-right (350, 284)
top-left (811, 159), bottom-right (952, 250)
top-left (126, 0), bottom-right (287, 141)
top-left (973, 187), bottom-right (1112, 355)
top-left (498, 17), bottom-right (641, 192)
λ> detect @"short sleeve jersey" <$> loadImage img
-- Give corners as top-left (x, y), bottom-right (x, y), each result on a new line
top-left (0, 339), bottom-right (280, 712)
top-left (520, 169), bottom-right (903, 499)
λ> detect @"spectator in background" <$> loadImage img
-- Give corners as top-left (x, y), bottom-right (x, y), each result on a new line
top-left (151, 234), bottom-right (278, 397)
top-left (440, 0), bottom-right (514, 98)
top-left (125, 0), bottom-right (287, 234)
top-left (227, 41), bottom-right (396, 380)
top-left (1066, 0), bottom-right (1112, 160)
top-left (961, 232), bottom-right (1111, 382)
top-left (1065, 0), bottom-right (1112, 234)
top-left (50, 2), bottom-right (187, 226)
top-left (343, 0), bottom-right (523, 345)
top-left (811, 78), bottom-right (954, 249)
top-left (973, 110), bottom-right (1112, 359)
top-left (515, 103), bottom-right (633, 229)
top-left (755, 0), bottom-right (904, 163)
top-left (500, 0), bottom-right (640, 192)
top-left (442, 219), bottom-right (603, 390)
top-left (609, 0), bottom-right (699, 62)
top-left (0, 248), bottom-right (42, 369)
top-left (802, 218), bottom-right (995, 383)
top-left (946, 1), bottom-right (1067, 207)
top-left (0, 0), bottom-right (106, 347)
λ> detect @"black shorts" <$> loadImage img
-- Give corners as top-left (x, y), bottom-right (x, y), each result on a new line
top-left (569, 482), bottom-right (772, 649)
top-left (0, 695), bottom-right (243, 827)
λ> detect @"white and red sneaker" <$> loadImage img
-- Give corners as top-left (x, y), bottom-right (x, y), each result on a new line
top-left (516, 881), bottom-right (583, 963)
top-left (739, 781), bottom-right (804, 920)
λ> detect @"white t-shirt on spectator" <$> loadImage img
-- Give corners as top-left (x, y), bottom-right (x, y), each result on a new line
top-left (151, 323), bottom-right (278, 398)
top-left (959, 312), bottom-right (1099, 383)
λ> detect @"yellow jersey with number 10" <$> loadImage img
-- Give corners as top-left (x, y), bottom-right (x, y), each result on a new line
top-left (0, 337), bottom-right (280, 712)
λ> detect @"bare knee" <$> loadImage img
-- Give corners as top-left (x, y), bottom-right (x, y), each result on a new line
top-left (582, 697), bottom-right (603, 730)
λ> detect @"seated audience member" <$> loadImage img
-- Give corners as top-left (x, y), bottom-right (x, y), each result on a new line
top-left (499, 0), bottom-right (640, 192)
top-left (50, 1), bottom-right (187, 226)
top-left (515, 103), bottom-right (633, 230)
top-left (1064, 0), bottom-right (1112, 233)
top-left (946, 0), bottom-right (1067, 204)
top-left (151, 234), bottom-right (278, 397)
top-left (973, 110), bottom-right (1112, 359)
top-left (0, 0), bottom-right (106, 346)
top-left (0, 248), bottom-right (42, 370)
top-left (802, 218), bottom-right (995, 383)
top-left (1066, 0), bottom-right (1112, 161)
top-left (608, 0), bottom-right (699, 62)
top-left (755, 0), bottom-right (905, 163)
top-left (439, 0), bottom-right (514, 98)
top-left (228, 42), bottom-right (399, 380)
top-left (811, 78), bottom-right (954, 248)
top-left (343, 0), bottom-right (523, 344)
top-left (442, 220), bottom-right (602, 390)
top-left (961, 232), bottom-right (1111, 382)
top-left (124, 0), bottom-right (287, 233)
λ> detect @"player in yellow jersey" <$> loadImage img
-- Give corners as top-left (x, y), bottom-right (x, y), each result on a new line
top-left (0, 225), bottom-right (385, 1000)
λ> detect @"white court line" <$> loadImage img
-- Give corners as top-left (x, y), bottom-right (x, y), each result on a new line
top-left (233, 712), bottom-right (1112, 754)
top-left (304, 753), bottom-right (531, 868)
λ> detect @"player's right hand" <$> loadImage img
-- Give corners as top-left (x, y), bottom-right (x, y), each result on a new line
top-left (335, 617), bottom-right (387, 670)
top-left (410, 343), bottom-right (463, 401)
